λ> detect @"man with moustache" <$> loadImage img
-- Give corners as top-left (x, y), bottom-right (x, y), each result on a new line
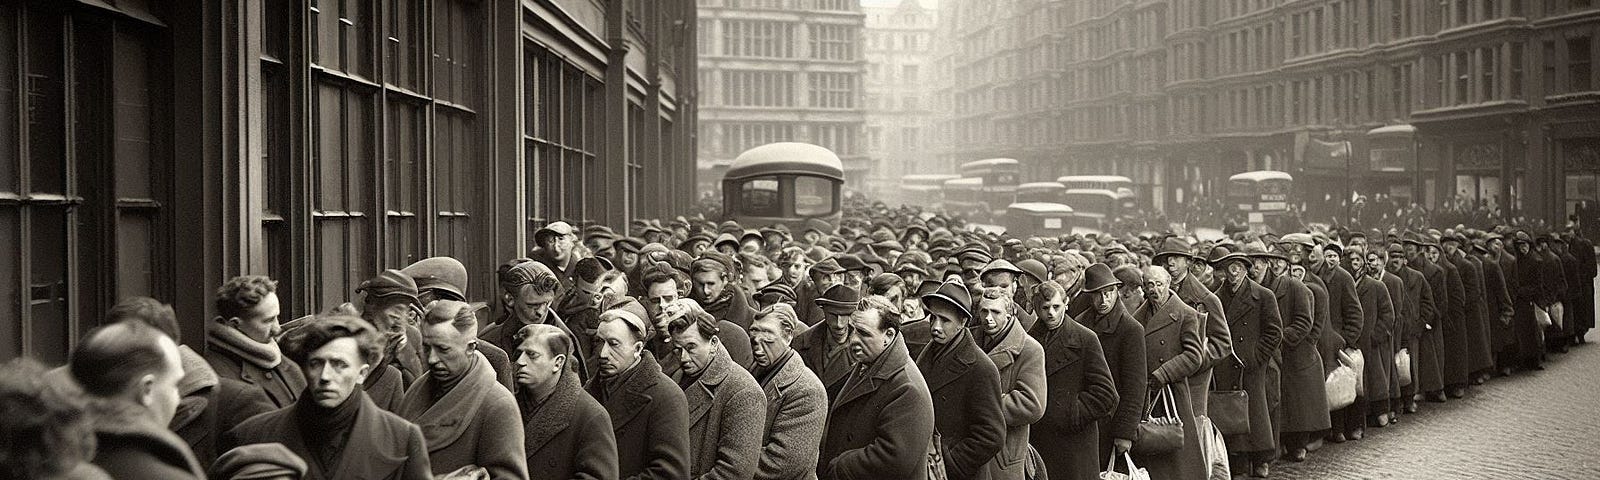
top-left (352, 270), bottom-right (424, 411)
top-left (586, 297), bottom-right (690, 480)
top-left (973, 285), bottom-right (1048, 480)
top-left (398, 301), bottom-right (527, 480)
top-left (793, 284), bottom-right (865, 401)
top-left (1130, 266), bottom-right (1206, 480)
top-left (1152, 237), bottom-right (1231, 417)
top-left (1206, 246), bottom-right (1282, 478)
top-left (513, 324), bottom-right (617, 480)
top-left (1076, 263), bottom-right (1147, 465)
top-left (819, 295), bottom-right (935, 480)
top-left (1027, 280), bottom-right (1118, 479)
top-left (1385, 242), bottom-right (1434, 415)
top-left (915, 285), bottom-right (1005, 480)
top-left (746, 304), bottom-right (828, 480)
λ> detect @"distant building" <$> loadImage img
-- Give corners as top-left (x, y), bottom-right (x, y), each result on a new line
top-left (863, 0), bottom-right (940, 200)
top-left (696, 0), bottom-right (869, 193)
top-left (0, 0), bottom-right (698, 363)
top-left (927, 0), bottom-right (1600, 224)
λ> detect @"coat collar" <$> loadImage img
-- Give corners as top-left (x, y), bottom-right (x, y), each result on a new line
top-left (685, 348), bottom-right (735, 427)
top-left (263, 392), bottom-right (408, 480)
top-left (833, 335), bottom-right (912, 410)
top-left (916, 330), bottom-right (982, 393)
top-left (589, 351), bottom-right (667, 431)
top-left (523, 371), bottom-right (582, 454)
top-left (982, 319), bottom-right (1029, 371)
top-left (88, 398), bottom-right (208, 479)
top-left (1029, 319), bottom-right (1087, 374)
top-left (1135, 293), bottom-right (1183, 337)
top-left (1076, 300), bottom-right (1127, 335)
top-left (397, 350), bottom-right (499, 452)
top-left (1216, 279), bottom-right (1261, 324)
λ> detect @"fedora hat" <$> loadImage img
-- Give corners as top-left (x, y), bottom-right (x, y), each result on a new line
top-left (1203, 245), bottom-right (1250, 269)
top-left (1151, 236), bottom-right (1197, 263)
top-left (920, 280), bottom-right (973, 320)
top-left (814, 284), bottom-right (862, 315)
top-left (1081, 263), bottom-right (1121, 292)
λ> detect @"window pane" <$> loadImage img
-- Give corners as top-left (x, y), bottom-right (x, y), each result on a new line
top-left (739, 178), bottom-right (781, 217)
top-left (794, 176), bottom-right (836, 216)
top-left (29, 207), bottom-right (69, 365)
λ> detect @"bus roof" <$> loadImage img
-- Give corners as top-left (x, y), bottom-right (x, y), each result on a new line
top-left (1056, 175), bottom-right (1134, 184)
top-left (1062, 188), bottom-right (1119, 198)
top-left (725, 142), bottom-right (845, 181)
top-left (1229, 170), bottom-right (1293, 182)
top-left (903, 173), bottom-right (961, 183)
top-left (1019, 182), bottom-right (1066, 191)
top-left (962, 158), bottom-right (1020, 168)
top-left (1008, 202), bottom-right (1075, 214)
top-left (901, 185), bottom-right (942, 192)
top-left (1367, 124), bottom-right (1417, 136)
top-left (943, 177), bottom-right (983, 187)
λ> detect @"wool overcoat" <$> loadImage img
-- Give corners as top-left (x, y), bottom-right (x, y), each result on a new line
top-left (1027, 318), bottom-right (1118, 480)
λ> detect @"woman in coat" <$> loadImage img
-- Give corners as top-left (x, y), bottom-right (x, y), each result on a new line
top-left (1130, 267), bottom-right (1206, 480)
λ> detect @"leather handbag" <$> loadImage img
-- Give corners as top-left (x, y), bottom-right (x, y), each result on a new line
top-left (1131, 386), bottom-right (1184, 455)
top-left (1207, 355), bottom-right (1250, 435)
top-left (1394, 348), bottom-right (1413, 388)
top-left (928, 430), bottom-right (949, 480)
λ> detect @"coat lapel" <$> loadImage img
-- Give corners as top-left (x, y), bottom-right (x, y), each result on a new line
top-left (330, 394), bottom-right (408, 480)
top-left (523, 374), bottom-right (578, 455)
top-left (832, 337), bottom-right (908, 411)
top-left (685, 351), bottom-right (731, 428)
top-left (1138, 296), bottom-right (1181, 337)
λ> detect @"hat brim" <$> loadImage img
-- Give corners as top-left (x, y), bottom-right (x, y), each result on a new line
top-left (920, 294), bottom-right (972, 319)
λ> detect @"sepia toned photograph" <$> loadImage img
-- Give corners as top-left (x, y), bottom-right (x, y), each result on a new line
top-left (2, 0), bottom-right (1599, 479)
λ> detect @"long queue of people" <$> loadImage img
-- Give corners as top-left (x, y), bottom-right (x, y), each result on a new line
top-left (3, 207), bottom-right (1595, 480)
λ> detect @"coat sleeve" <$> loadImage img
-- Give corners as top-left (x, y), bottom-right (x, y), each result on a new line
top-left (1373, 284), bottom-right (1396, 347)
top-left (1200, 293), bottom-right (1232, 368)
top-left (1107, 324), bottom-right (1148, 443)
top-left (575, 408), bottom-right (620, 480)
top-left (1278, 284), bottom-right (1315, 348)
top-left (1481, 260), bottom-right (1514, 321)
top-left (828, 380), bottom-right (934, 480)
top-left (999, 339), bottom-right (1047, 428)
top-left (1248, 292), bottom-right (1283, 372)
top-left (1152, 309), bottom-right (1205, 387)
top-left (1060, 334), bottom-right (1118, 431)
top-left (402, 423), bottom-right (435, 480)
top-left (942, 365), bottom-right (1006, 480)
top-left (1415, 272), bottom-right (1437, 333)
top-left (481, 397), bottom-right (529, 480)
top-left (699, 385), bottom-right (766, 480)
top-left (756, 381), bottom-right (827, 480)
top-left (629, 391), bottom-right (691, 480)
top-left (1335, 276), bottom-right (1364, 348)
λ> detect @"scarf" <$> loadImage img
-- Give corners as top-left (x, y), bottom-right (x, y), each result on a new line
top-left (295, 389), bottom-right (363, 473)
top-left (753, 348), bottom-right (796, 386)
top-left (206, 322), bottom-right (283, 370)
top-left (977, 318), bottom-right (1014, 352)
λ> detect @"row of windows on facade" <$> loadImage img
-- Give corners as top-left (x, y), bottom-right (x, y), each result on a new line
top-left (701, 70), bottom-right (861, 108)
top-left (867, 63), bottom-right (921, 85)
top-left (701, 122), bottom-right (862, 156)
top-left (699, 0), bottom-right (858, 12)
top-left (1170, 0), bottom-right (1594, 34)
top-left (866, 31), bottom-right (931, 52)
top-left (698, 20), bottom-right (860, 60)
top-left (863, 94), bottom-right (923, 112)
top-left (864, 125), bottom-right (924, 153)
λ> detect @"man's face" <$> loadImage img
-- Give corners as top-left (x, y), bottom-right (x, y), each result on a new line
top-left (513, 285), bottom-right (555, 325)
top-left (593, 318), bottom-right (641, 378)
top-left (619, 251), bottom-right (640, 270)
top-left (673, 328), bottom-right (718, 377)
top-left (1163, 255), bottom-right (1189, 281)
top-left (1250, 258), bottom-right (1271, 282)
top-left (1285, 244), bottom-right (1307, 264)
top-left (231, 292), bottom-right (283, 344)
top-left (1143, 272), bottom-right (1170, 305)
top-left (1039, 291), bottom-right (1068, 326)
top-left (844, 271), bottom-right (865, 290)
top-left (717, 244), bottom-right (737, 255)
top-left (1117, 285), bottom-right (1144, 312)
top-left (981, 272), bottom-right (1016, 299)
top-left (303, 337), bottom-right (371, 409)
top-left (1323, 249), bottom-right (1343, 269)
top-left (900, 296), bottom-right (925, 321)
top-left (693, 271), bottom-right (727, 301)
top-left (1270, 258), bottom-right (1289, 276)
top-left (1386, 254), bottom-right (1405, 273)
top-left (1366, 253), bottom-right (1385, 278)
top-left (645, 280), bottom-right (679, 322)
top-left (742, 265), bottom-right (770, 294)
top-left (1225, 261), bottom-right (1249, 287)
top-left (928, 304), bottom-right (966, 345)
top-left (145, 336), bottom-right (184, 426)
top-left (786, 260), bottom-right (811, 284)
top-left (977, 297), bottom-right (1013, 336)
top-left (960, 259), bottom-right (985, 282)
top-left (823, 309), bottom-right (852, 343)
top-left (748, 315), bottom-right (793, 368)
top-left (1425, 246), bottom-right (1441, 262)
top-left (514, 335), bottom-right (564, 390)
top-left (1093, 288), bottom-right (1117, 314)
top-left (1490, 239), bottom-right (1505, 253)
top-left (552, 234), bottom-right (576, 258)
top-left (1289, 264), bottom-right (1307, 281)
top-left (899, 271), bottom-right (924, 288)
top-left (847, 308), bottom-right (891, 363)
top-left (421, 321), bottom-right (474, 382)
top-left (1351, 237), bottom-right (1368, 249)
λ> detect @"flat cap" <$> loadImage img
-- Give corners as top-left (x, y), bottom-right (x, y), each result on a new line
top-left (357, 269), bottom-right (419, 301)
top-left (403, 256), bottom-right (468, 300)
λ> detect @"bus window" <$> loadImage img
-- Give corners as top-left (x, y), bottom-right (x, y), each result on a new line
top-left (740, 177), bottom-right (781, 217)
top-left (794, 176), bottom-right (836, 216)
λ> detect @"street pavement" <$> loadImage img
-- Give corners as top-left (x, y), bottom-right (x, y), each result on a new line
top-left (1273, 330), bottom-right (1600, 479)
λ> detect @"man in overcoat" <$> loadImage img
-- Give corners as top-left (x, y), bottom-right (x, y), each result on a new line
top-left (747, 304), bottom-right (828, 480)
top-left (1253, 244), bottom-right (1325, 464)
top-left (793, 284), bottom-right (863, 401)
top-left (671, 310), bottom-right (766, 479)
top-left (974, 285), bottom-right (1049, 480)
top-left (1442, 233), bottom-right (1494, 385)
top-left (399, 301), bottom-right (527, 480)
top-left (1154, 238), bottom-right (1232, 417)
top-left (514, 324), bottom-right (618, 480)
top-left (1433, 234), bottom-right (1471, 398)
top-left (1131, 266), bottom-right (1207, 480)
top-left (1075, 263), bottom-right (1148, 465)
top-left (819, 295), bottom-right (935, 480)
top-left (1028, 280), bottom-right (1118, 480)
top-left (916, 284), bottom-right (1005, 480)
top-left (206, 275), bottom-right (307, 409)
top-left (1207, 246), bottom-right (1282, 478)
top-left (1386, 243), bottom-right (1434, 415)
top-left (586, 298), bottom-right (691, 480)
top-left (483, 259), bottom-right (588, 383)
top-left (223, 315), bottom-right (433, 480)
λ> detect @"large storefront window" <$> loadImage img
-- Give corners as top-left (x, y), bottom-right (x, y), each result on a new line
top-left (1564, 139), bottom-right (1600, 238)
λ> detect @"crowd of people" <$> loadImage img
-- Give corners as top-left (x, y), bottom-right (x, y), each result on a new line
top-left (3, 198), bottom-right (1596, 480)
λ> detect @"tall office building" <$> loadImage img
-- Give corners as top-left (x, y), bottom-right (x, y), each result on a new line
top-left (863, 0), bottom-right (939, 193)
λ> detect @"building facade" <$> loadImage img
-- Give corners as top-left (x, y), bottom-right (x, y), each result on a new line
top-left (863, 0), bottom-right (938, 196)
top-left (928, 0), bottom-right (1600, 226)
top-left (1, 0), bottom-right (698, 363)
top-left (696, 0), bottom-right (868, 193)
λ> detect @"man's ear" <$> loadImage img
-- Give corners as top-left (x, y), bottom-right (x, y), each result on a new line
top-left (136, 373), bottom-right (157, 408)
top-left (465, 338), bottom-right (479, 352)
top-left (553, 353), bottom-right (568, 372)
top-left (224, 316), bottom-right (243, 329)
top-left (355, 364), bottom-right (372, 385)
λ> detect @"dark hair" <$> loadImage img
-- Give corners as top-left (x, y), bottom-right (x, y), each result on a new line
top-left (215, 275), bottom-right (278, 321)
top-left (69, 322), bottom-right (175, 398)
top-left (573, 257), bottom-right (616, 284)
top-left (642, 269), bottom-right (679, 290)
top-left (667, 310), bottom-right (721, 342)
top-left (105, 296), bottom-right (180, 344)
top-left (858, 295), bottom-right (903, 331)
top-left (1036, 280), bottom-right (1067, 304)
top-left (754, 304), bottom-right (801, 334)
top-left (0, 358), bottom-right (96, 480)
top-left (279, 315), bottom-right (384, 367)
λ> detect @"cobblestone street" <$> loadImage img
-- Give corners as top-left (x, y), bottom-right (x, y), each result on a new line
top-left (1274, 331), bottom-right (1600, 479)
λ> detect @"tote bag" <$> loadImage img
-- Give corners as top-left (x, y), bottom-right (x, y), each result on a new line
top-left (1099, 452), bottom-right (1150, 480)
top-left (1325, 364), bottom-right (1357, 411)
top-left (1394, 348), bottom-right (1413, 388)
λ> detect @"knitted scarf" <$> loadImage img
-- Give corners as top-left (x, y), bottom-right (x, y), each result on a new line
top-left (206, 322), bottom-right (283, 370)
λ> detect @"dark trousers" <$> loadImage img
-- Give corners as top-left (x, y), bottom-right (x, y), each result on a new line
top-left (1330, 396), bottom-right (1366, 436)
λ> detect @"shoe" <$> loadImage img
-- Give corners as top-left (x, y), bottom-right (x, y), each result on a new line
top-left (1471, 375), bottom-right (1486, 385)
top-left (1251, 462), bottom-right (1271, 478)
top-left (1326, 432), bottom-right (1347, 444)
top-left (1405, 401), bottom-right (1419, 414)
top-left (1426, 391), bottom-right (1448, 403)
top-left (1348, 428), bottom-right (1364, 441)
top-left (1447, 387), bottom-right (1466, 399)
top-left (1306, 438), bottom-right (1325, 452)
top-left (1370, 413), bottom-right (1390, 428)
top-left (1500, 367), bottom-right (1515, 377)
top-left (1287, 449), bottom-right (1308, 462)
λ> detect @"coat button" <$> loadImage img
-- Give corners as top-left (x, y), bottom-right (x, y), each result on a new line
top-left (1159, 340), bottom-right (1166, 345)
top-left (265, 371), bottom-right (274, 379)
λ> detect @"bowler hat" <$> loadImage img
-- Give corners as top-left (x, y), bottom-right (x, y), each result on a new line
top-left (1152, 237), bottom-right (1198, 262)
top-left (1081, 263), bottom-right (1121, 292)
top-left (920, 280), bottom-right (973, 319)
top-left (1240, 241), bottom-right (1285, 261)
top-left (403, 256), bottom-right (468, 300)
top-left (713, 233), bottom-right (740, 250)
top-left (357, 269), bottom-right (419, 301)
top-left (534, 221), bottom-right (577, 241)
top-left (1203, 245), bottom-right (1250, 269)
top-left (815, 284), bottom-right (862, 315)
top-left (1015, 259), bottom-right (1049, 283)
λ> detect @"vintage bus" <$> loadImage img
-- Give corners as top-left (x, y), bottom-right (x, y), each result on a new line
top-left (961, 158), bottom-right (1021, 216)
top-left (941, 177), bottom-right (984, 216)
top-left (1061, 188), bottom-right (1122, 229)
top-left (900, 173), bottom-right (961, 207)
top-left (721, 142), bottom-right (844, 231)
top-left (1228, 170), bottom-right (1295, 231)
top-left (1016, 182), bottom-right (1068, 204)
top-left (1056, 175), bottom-right (1138, 211)
top-left (1004, 202), bottom-right (1081, 237)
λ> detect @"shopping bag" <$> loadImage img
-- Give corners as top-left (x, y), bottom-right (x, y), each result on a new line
top-left (1535, 305), bottom-right (1553, 328)
top-left (1099, 452), bottom-right (1150, 480)
top-left (928, 430), bottom-right (949, 480)
top-left (1207, 355), bottom-right (1250, 435)
top-left (1325, 364), bottom-right (1357, 411)
top-left (1195, 416), bottom-right (1231, 480)
top-left (1394, 348), bottom-right (1413, 388)
top-left (1551, 301), bottom-right (1565, 329)
top-left (1131, 386), bottom-right (1184, 455)
top-left (1338, 348), bottom-right (1365, 397)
